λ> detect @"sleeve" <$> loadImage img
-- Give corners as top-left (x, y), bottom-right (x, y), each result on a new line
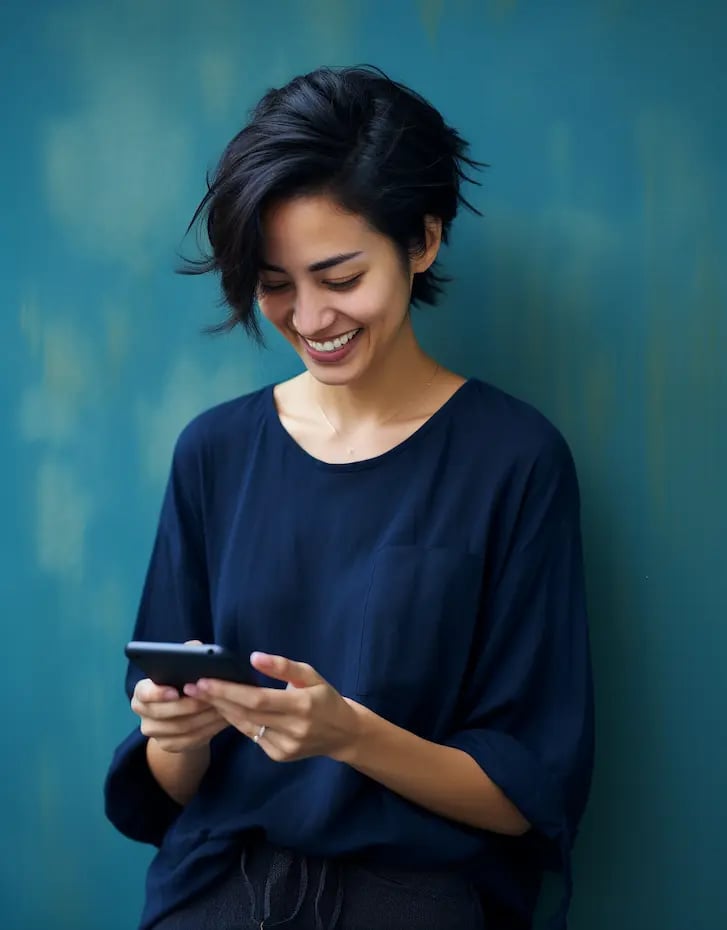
top-left (104, 422), bottom-right (214, 846)
top-left (444, 429), bottom-right (594, 928)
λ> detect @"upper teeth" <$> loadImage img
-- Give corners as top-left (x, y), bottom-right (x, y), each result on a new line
top-left (306, 329), bottom-right (360, 352)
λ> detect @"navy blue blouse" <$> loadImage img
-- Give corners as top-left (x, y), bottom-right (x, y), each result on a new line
top-left (105, 378), bottom-right (594, 929)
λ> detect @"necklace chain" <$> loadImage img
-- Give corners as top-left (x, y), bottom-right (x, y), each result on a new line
top-left (315, 362), bottom-right (441, 456)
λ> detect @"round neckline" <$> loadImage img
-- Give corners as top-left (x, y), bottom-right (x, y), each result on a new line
top-left (265, 378), bottom-right (476, 472)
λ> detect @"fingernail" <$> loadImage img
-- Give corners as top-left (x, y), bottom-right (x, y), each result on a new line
top-left (163, 689), bottom-right (180, 700)
top-left (183, 684), bottom-right (198, 697)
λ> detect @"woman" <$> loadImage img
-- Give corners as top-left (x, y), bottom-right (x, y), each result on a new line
top-left (105, 65), bottom-right (594, 930)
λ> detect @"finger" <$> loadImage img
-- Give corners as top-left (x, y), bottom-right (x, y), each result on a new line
top-left (141, 710), bottom-right (221, 739)
top-left (211, 702), bottom-right (303, 738)
top-left (184, 639), bottom-right (203, 646)
top-left (135, 679), bottom-right (180, 703)
top-left (246, 724), bottom-right (302, 763)
top-left (232, 712), bottom-right (311, 742)
top-left (151, 718), bottom-right (228, 753)
top-left (132, 693), bottom-right (214, 720)
top-left (186, 680), bottom-right (295, 714)
top-left (249, 653), bottom-right (324, 689)
top-left (140, 708), bottom-right (221, 739)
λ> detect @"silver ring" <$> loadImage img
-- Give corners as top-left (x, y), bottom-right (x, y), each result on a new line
top-left (253, 725), bottom-right (267, 744)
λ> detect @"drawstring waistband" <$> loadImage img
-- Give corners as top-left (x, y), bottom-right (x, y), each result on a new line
top-left (313, 860), bottom-right (344, 930)
top-left (241, 845), bottom-right (344, 929)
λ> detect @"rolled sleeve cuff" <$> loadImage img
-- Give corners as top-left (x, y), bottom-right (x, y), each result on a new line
top-left (445, 728), bottom-right (565, 840)
top-left (104, 728), bottom-right (182, 847)
top-left (445, 728), bottom-right (574, 929)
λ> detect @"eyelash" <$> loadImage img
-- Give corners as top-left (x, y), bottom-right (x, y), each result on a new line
top-left (258, 274), bottom-right (363, 295)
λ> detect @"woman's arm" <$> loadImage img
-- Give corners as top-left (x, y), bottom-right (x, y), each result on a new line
top-left (146, 740), bottom-right (211, 806)
top-left (132, 651), bottom-right (228, 806)
top-left (105, 422), bottom-right (219, 841)
top-left (187, 656), bottom-right (531, 837)
top-left (337, 699), bottom-right (530, 835)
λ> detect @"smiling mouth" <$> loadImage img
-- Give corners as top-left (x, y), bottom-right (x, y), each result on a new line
top-left (302, 328), bottom-right (362, 353)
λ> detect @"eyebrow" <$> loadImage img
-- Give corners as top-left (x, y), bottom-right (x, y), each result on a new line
top-left (259, 251), bottom-right (363, 274)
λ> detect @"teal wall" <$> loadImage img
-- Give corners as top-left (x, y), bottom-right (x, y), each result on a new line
top-left (3, 2), bottom-right (725, 928)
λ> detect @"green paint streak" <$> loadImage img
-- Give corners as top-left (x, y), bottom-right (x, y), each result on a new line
top-left (636, 106), bottom-right (724, 537)
top-left (43, 324), bottom-right (87, 400)
top-left (645, 334), bottom-right (668, 519)
top-left (583, 351), bottom-right (615, 454)
top-left (104, 304), bottom-right (131, 380)
top-left (19, 291), bottom-right (43, 356)
top-left (548, 121), bottom-right (573, 203)
top-left (689, 244), bottom-right (724, 397)
top-left (488, 0), bottom-right (518, 19)
top-left (309, 0), bottom-right (364, 57)
top-left (416, 0), bottom-right (445, 43)
top-left (521, 259), bottom-right (549, 390)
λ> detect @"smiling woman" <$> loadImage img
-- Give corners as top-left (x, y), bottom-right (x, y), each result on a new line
top-left (181, 66), bottom-right (480, 339)
top-left (105, 65), bottom-right (594, 930)
top-left (256, 192), bottom-right (456, 462)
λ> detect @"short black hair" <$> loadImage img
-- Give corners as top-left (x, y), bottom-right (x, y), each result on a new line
top-left (181, 65), bottom-right (484, 340)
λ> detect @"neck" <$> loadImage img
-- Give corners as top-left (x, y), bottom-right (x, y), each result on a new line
top-left (308, 327), bottom-right (436, 428)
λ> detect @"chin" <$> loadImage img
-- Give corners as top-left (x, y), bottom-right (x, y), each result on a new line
top-left (305, 361), bottom-right (364, 386)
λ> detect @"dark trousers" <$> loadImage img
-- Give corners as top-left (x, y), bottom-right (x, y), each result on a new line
top-left (152, 840), bottom-right (485, 929)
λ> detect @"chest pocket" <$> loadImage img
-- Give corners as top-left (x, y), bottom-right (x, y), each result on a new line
top-left (355, 546), bottom-right (484, 713)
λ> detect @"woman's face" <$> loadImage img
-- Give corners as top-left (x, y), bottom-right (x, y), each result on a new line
top-left (257, 194), bottom-right (436, 386)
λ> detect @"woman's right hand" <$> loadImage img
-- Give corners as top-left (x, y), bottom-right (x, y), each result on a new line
top-left (132, 680), bottom-right (228, 753)
top-left (131, 642), bottom-right (229, 754)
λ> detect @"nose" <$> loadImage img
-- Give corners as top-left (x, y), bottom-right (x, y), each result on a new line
top-left (291, 285), bottom-right (337, 339)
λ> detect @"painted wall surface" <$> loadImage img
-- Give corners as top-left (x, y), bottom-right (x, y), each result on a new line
top-left (2, 2), bottom-right (725, 927)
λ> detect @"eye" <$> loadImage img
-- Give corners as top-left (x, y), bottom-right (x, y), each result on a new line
top-left (258, 281), bottom-right (290, 295)
top-left (324, 273), bottom-right (363, 291)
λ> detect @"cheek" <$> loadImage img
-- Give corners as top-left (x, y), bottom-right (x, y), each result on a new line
top-left (352, 278), bottom-right (409, 325)
top-left (258, 296), bottom-right (289, 329)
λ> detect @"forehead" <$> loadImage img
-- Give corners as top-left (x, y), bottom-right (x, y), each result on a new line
top-left (260, 194), bottom-right (377, 265)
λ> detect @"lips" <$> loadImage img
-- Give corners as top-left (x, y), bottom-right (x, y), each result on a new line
top-left (301, 327), bottom-right (362, 364)
top-left (303, 328), bottom-right (362, 352)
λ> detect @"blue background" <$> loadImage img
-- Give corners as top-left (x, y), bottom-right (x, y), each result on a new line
top-left (2, 1), bottom-right (725, 927)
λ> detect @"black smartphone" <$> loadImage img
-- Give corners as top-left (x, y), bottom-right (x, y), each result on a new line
top-left (125, 641), bottom-right (254, 692)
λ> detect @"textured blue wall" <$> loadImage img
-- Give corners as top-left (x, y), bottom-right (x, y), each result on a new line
top-left (3, 1), bottom-right (725, 927)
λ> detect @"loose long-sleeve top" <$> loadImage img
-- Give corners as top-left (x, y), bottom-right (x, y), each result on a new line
top-left (105, 378), bottom-right (594, 929)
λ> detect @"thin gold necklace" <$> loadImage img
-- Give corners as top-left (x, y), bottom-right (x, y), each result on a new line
top-left (315, 362), bottom-right (441, 457)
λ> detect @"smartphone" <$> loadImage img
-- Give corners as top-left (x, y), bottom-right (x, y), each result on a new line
top-left (125, 641), bottom-right (254, 692)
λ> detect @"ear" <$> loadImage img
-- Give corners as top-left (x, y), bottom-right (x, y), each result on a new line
top-left (410, 215), bottom-right (443, 275)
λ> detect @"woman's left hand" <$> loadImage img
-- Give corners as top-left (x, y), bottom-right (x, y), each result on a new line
top-left (183, 652), bottom-right (360, 763)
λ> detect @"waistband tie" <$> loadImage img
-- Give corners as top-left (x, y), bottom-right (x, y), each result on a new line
top-left (241, 846), bottom-right (344, 929)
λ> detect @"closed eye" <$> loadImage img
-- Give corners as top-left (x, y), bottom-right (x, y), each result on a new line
top-left (324, 273), bottom-right (363, 291)
top-left (259, 274), bottom-right (363, 296)
top-left (258, 280), bottom-right (289, 295)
